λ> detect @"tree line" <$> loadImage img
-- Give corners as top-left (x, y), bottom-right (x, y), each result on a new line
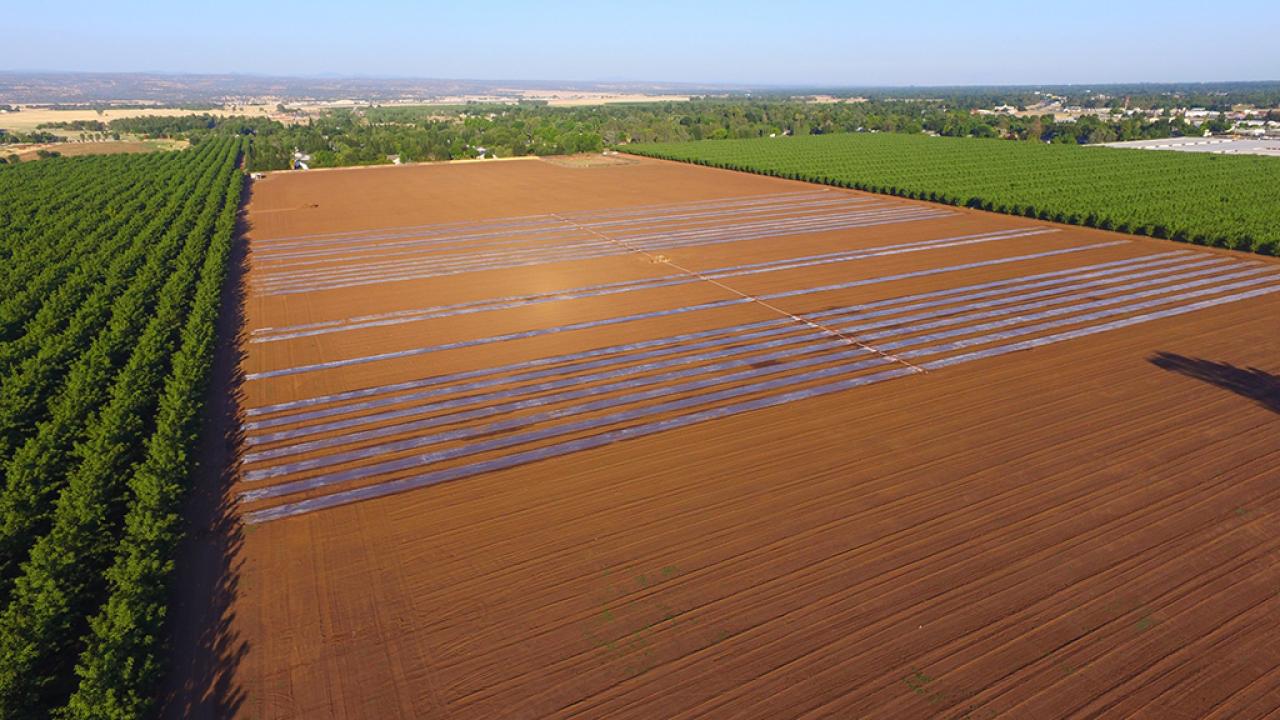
top-left (36, 120), bottom-right (108, 132)
top-left (94, 97), bottom-right (1258, 172)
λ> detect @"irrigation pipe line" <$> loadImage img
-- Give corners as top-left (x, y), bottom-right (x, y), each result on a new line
top-left (548, 211), bottom-right (928, 375)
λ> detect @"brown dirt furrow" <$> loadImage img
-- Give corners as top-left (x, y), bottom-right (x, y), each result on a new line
top-left (172, 155), bottom-right (1280, 719)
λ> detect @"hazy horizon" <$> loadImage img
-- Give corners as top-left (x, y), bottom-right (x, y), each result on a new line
top-left (4, 68), bottom-right (1279, 92)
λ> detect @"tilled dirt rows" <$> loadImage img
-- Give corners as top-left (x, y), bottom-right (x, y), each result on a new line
top-left (212, 156), bottom-right (1280, 719)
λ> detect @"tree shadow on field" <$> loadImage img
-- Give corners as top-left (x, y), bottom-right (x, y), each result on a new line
top-left (160, 186), bottom-right (253, 719)
top-left (1149, 351), bottom-right (1280, 415)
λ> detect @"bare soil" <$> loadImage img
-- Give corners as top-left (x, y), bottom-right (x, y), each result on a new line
top-left (176, 155), bottom-right (1280, 719)
top-left (538, 154), bottom-right (641, 168)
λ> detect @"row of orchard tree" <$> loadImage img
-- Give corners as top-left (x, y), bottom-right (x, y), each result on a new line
top-left (0, 136), bottom-right (245, 718)
top-left (629, 132), bottom-right (1280, 255)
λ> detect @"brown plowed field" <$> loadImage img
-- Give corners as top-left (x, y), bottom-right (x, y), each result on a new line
top-left (174, 155), bottom-right (1280, 719)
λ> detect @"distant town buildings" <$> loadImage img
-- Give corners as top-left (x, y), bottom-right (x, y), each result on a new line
top-left (978, 100), bottom-right (1279, 140)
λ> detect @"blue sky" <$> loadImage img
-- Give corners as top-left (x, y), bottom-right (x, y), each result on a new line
top-left (7, 0), bottom-right (1278, 86)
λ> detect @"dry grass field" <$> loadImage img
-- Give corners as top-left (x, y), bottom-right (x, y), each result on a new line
top-left (172, 155), bottom-right (1280, 719)
top-left (8, 138), bottom-right (188, 161)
